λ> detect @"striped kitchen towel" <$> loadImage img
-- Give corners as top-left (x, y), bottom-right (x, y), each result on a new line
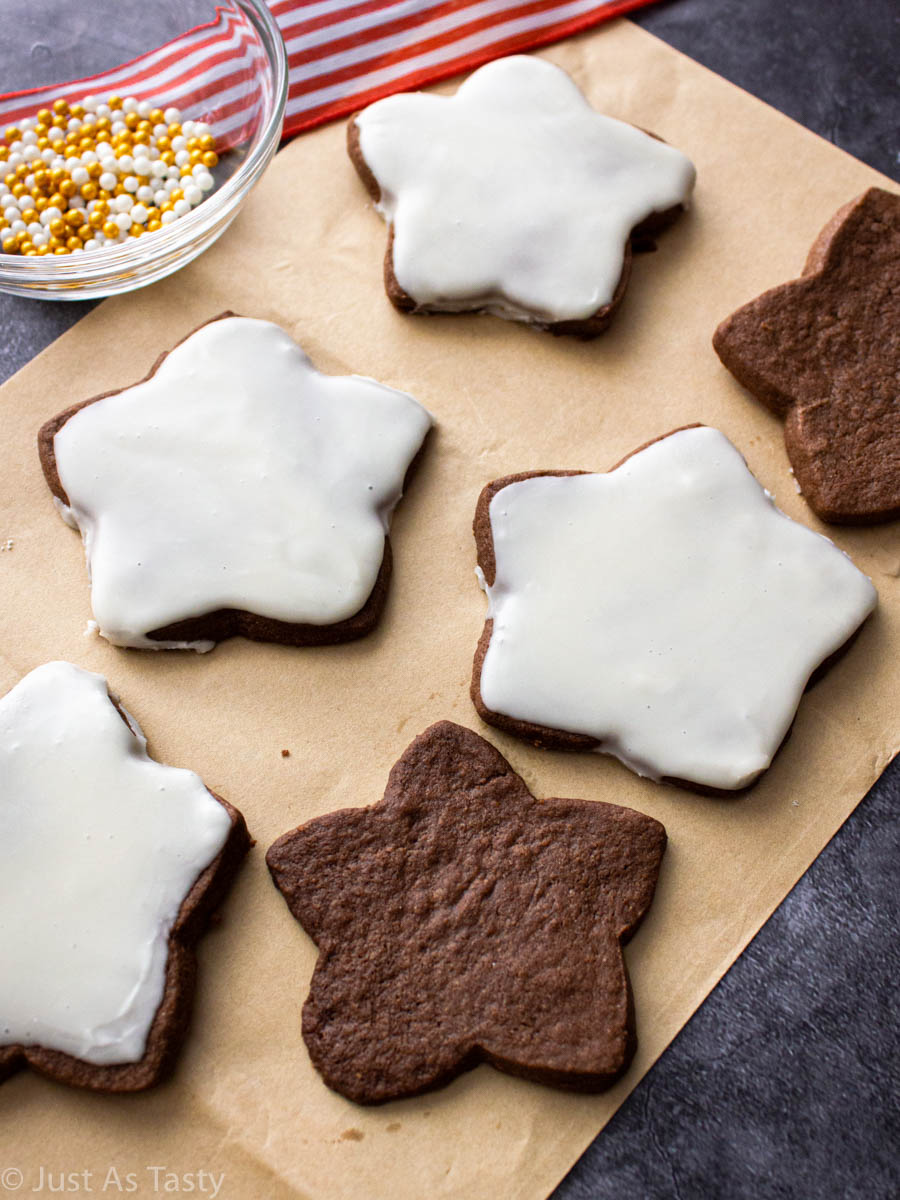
top-left (0, 0), bottom-right (657, 146)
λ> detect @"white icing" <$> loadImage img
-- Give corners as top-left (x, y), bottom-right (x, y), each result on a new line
top-left (478, 427), bottom-right (877, 790)
top-left (355, 55), bottom-right (696, 324)
top-left (0, 662), bottom-right (231, 1064)
top-left (51, 317), bottom-right (432, 650)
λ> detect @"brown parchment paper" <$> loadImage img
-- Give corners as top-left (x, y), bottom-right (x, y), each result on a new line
top-left (1, 19), bottom-right (898, 1200)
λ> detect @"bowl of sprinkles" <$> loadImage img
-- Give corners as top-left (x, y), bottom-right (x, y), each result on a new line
top-left (0, 0), bottom-right (286, 299)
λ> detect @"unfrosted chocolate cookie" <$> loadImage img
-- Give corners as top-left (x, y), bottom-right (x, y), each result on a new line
top-left (470, 426), bottom-right (876, 793)
top-left (266, 720), bottom-right (666, 1103)
top-left (713, 187), bottom-right (900, 524)
top-left (39, 313), bottom-right (432, 651)
top-left (348, 54), bottom-right (695, 337)
top-left (0, 662), bottom-right (250, 1092)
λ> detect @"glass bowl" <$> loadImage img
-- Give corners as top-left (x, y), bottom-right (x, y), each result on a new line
top-left (0, 0), bottom-right (287, 300)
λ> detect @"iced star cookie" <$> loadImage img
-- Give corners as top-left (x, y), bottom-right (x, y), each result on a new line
top-left (0, 662), bottom-right (249, 1091)
top-left (348, 54), bottom-right (696, 335)
top-left (471, 426), bottom-right (877, 793)
top-left (39, 314), bottom-right (433, 650)
top-left (267, 721), bottom-right (666, 1104)
top-left (713, 188), bottom-right (900, 524)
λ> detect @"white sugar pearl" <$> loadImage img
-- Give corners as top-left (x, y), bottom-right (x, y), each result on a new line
top-left (40, 207), bottom-right (62, 225)
top-left (51, 157), bottom-right (66, 170)
top-left (164, 177), bottom-right (180, 192)
top-left (82, 112), bottom-right (97, 126)
top-left (193, 122), bottom-right (211, 137)
top-left (173, 198), bottom-right (190, 218)
top-left (71, 166), bottom-right (89, 185)
top-left (82, 94), bottom-right (99, 111)
top-left (113, 194), bottom-right (132, 213)
top-left (160, 209), bottom-right (176, 225)
top-left (22, 130), bottom-right (38, 145)
top-left (7, 153), bottom-right (24, 169)
top-left (153, 189), bottom-right (168, 206)
top-left (183, 185), bottom-right (202, 206)
top-left (130, 203), bottom-right (148, 224)
top-left (67, 117), bottom-right (82, 132)
top-left (182, 121), bottom-right (196, 136)
top-left (84, 237), bottom-right (101, 251)
top-left (196, 172), bottom-right (214, 192)
top-left (137, 100), bottom-right (152, 117)
top-left (10, 219), bottom-right (25, 234)
top-left (122, 97), bottom-right (139, 114)
top-left (123, 175), bottom-right (139, 193)
top-left (152, 123), bottom-right (167, 138)
top-left (48, 126), bottom-right (65, 143)
top-left (117, 155), bottom-right (133, 173)
top-left (114, 212), bottom-right (132, 232)
top-left (165, 165), bottom-right (181, 179)
top-left (20, 117), bottom-right (35, 131)
top-left (27, 222), bottom-right (43, 236)
top-left (171, 135), bottom-right (186, 152)
top-left (99, 172), bottom-right (118, 191)
top-left (133, 156), bottom-right (152, 176)
top-left (81, 150), bottom-right (98, 164)
top-left (65, 157), bottom-right (81, 172)
top-left (23, 145), bottom-right (40, 161)
top-left (136, 185), bottom-right (154, 203)
top-left (111, 120), bottom-right (126, 135)
top-left (69, 196), bottom-right (85, 210)
top-left (2, 206), bottom-right (17, 222)
top-left (174, 150), bottom-right (190, 167)
top-left (96, 103), bottom-right (111, 118)
top-left (24, 173), bottom-right (36, 188)
top-left (100, 156), bottom-right (117, 172)
top-left (163, 106), bottom-right (181, 124)
top-left (32, 230), bottom-right (48, 247)
top-left (9, 140), bottom-right (22, 153)
top-left (40, 148), bottom-right (55, 163)
top-left (17, 195), bottom-right (32, 211)
top-left (96, 142), bottom-right (113, 158)
top-left (150, 161), bottom-right (167, 178)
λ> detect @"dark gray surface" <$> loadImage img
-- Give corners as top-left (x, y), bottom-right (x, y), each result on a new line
top-left (1, 3), bottom-right (898, 1199)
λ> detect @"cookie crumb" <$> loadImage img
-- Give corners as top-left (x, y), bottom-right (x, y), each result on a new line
top-left (281, 748), bottom-right (290, 758)
top-left (340, 1128), bottom-right (364, 1142)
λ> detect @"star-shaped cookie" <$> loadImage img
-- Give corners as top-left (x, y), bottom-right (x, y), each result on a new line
top-left (471, 426), bottom-right (877, 793)
top-left (0, 662), bottom-right (249, 1091)
top-left (39, 314), bottom-right (433, 650)
top-left (267, 720), bottom-right (666, 1104)
top-left (348, 54), bottom-right (696, 335)
top-left (713, 187), bottom-right (900, 524)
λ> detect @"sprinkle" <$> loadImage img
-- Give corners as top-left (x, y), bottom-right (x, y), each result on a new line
top-left (0, 93), bottom-right (220, 255)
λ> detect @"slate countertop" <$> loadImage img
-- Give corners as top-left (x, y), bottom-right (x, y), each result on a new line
top-left (1, 3), bottom-right (897, 1198)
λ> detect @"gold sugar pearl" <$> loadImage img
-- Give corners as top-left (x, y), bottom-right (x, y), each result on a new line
top-left (102, 221), bottom-right (119, 239)
top-left (4, 125), bottom-right (21, 142)
top-left (107, 95), bottom-right (123, 110)
top-left (59, 179), bottom-right (77, 199)
top-left (80, 182), bottom-right (98, 201)
top-left (52, 99), bottom-right (69, 115)
top-left (49, 218), bottom-right (67, 238)
top-left (65, 210), bottom-right (83, 228)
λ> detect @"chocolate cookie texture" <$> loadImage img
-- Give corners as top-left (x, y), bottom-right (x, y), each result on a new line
top-left (713, 188), bottom-right (900, 524)
top-left (267, 721), bottom-right (666, 1104)
top-left (0, 662), bottom-right (249, 1091)
top-left (472, 426), bottom-right (877, 793)
top-left (39, 314), bottom-right (432, 650)
top-left (348, 54), bottom-right (695, 335)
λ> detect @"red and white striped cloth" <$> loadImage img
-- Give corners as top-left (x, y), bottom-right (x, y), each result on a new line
top-left (0, 0), bottom-right (655, 148)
